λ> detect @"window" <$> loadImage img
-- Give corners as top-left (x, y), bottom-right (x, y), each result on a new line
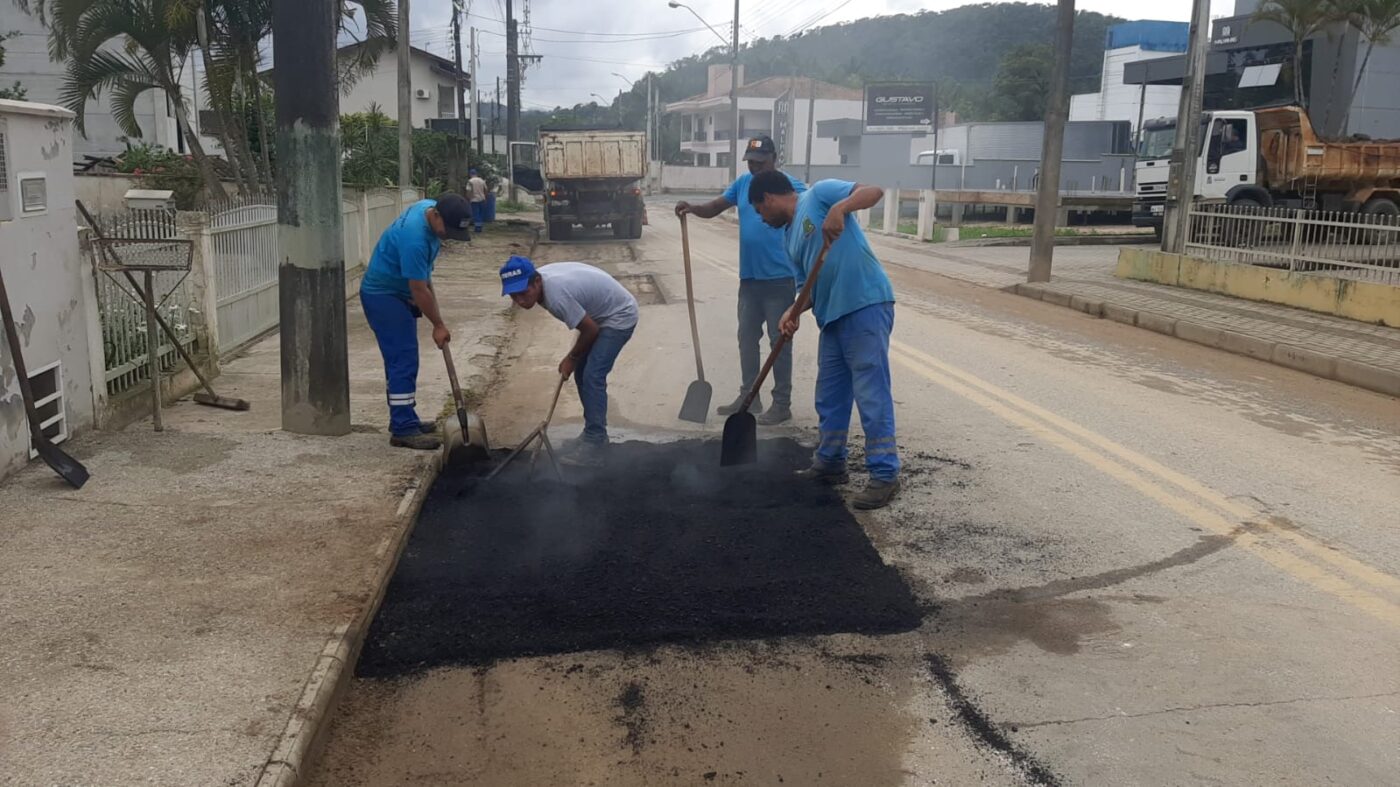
top-left (1238, 63), bottom-right (1282, 89)
top-left (1207, 118), bottom-right (1249, 173)
top-left (439, 85), bottom-right (456, 117)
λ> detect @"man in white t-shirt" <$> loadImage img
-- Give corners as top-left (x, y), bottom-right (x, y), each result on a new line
top-left (500, 256), bottom-right (638, 465)
top-left (467, 169), bottom-right (489, 233)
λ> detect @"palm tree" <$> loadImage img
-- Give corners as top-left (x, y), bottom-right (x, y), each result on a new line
top-left (1342, 0), bottom-right (1400, 131)
top-left (1253, 0), bottom-right (1344, 108)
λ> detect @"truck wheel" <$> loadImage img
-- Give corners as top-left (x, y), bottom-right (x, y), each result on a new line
top-left (629, 217), bottom-right (643, 240)
top-left (1224, 197), bottom-right (1261, 247)
top-left (550, 221), bottom-right (572, 241)
top-left (1361, 198), bottom-right (1398, 243)
top-left (612, 220), bottom-right (629, 239)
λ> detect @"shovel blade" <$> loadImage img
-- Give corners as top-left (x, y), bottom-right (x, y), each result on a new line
top-left (677, 380), bottom-right (712, 424)
top-left (719, 411), bottom-right (757, 466)
top-left (36, 439), bottom-right (89, 489)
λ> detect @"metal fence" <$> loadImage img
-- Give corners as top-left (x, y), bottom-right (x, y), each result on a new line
top-left (1186, 204), bottom-right (1400, 286)
top-left (89, 209), bottom-right (200, 398)
top-left (210, 195), bottom-right (280, 352)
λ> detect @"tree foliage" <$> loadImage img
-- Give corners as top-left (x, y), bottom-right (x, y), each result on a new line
top-left (991, 44), bottom-right (1055, 121)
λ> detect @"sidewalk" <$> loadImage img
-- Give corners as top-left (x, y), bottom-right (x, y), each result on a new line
top-left (0, 224), bottom-right (532, 785)
top-left (867, 235), bottom-right (1400, 397)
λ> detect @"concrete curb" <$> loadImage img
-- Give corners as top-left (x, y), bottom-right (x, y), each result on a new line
top-left (253, 449), bottom-right (444, 787)
top-left (1009, 284), bottom-right (1400, 398)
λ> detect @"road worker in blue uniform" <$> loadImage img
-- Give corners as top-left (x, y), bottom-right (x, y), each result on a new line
top-left (747, 172), bottom-right (901, 510)
top-left (360, 194), bottom-right (474, 450)
top-left (675, 135), bottom-right (806, 424)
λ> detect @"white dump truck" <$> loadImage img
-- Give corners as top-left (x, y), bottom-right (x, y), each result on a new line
top-left (539, 128), bottom-right (647, 242)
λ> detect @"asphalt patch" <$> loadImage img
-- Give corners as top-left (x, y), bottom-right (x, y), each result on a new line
top-left (358, 438), bottom-right (920, 677)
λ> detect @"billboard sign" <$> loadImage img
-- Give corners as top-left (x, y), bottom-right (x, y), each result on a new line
top-left (773, 84), bottom-right (795, 166)
top-left (864, 82), bottom-right (935, 133)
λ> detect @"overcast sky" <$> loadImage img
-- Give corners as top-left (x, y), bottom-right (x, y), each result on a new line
top-left (403, 0), bottom-right (1199, 110)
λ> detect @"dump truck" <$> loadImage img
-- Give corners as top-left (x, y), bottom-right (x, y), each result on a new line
top-left (1133, 106), bottom-right (1400, 234)
top-left (539, 128), bottom-right (647, 242)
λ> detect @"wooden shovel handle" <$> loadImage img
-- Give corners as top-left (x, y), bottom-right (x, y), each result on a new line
top-left (680, 214), bottom-right (705, 381)
top-left (739, 243), bottom-right (830, 413)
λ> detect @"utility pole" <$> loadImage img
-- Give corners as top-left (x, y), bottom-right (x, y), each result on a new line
top-left (728, 0), bottom-right (740, 179)
top-left (493, 77), bottom-right (500, 155)
top-left (506, 0), bottom-right (518, 199)
top-left (470, 27), bottom-right (479, 151)
top-left (273, 0), bottom-right (349, 435)
top-left (1028, 0), bottom-right (1075, 283)
top-left (803, 81), bottom-right (816, 183)
top-left (452, 0), bottom-right (467, 142)
top-left (1163, 0), bottom-right (1211, 254)
top-left (397, 0), bottom-right (412, 192)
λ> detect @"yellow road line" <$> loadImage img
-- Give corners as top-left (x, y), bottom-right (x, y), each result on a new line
top-left (889, 347), bottom-right (1400, 627)
top-left (670, 224), bottom-right (1400, 622)
top-left (891, 339), bottom-right (1400, 600)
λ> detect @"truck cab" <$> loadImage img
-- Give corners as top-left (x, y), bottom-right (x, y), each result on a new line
top-left (1133, 111), bottom-right (1259, 234)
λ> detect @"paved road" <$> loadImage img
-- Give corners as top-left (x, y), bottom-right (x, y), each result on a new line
top-left (311, 209), bottom-right (1400, 786)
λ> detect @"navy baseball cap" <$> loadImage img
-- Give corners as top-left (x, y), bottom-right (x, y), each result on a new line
top-left (435, 193), bottom-right (473, 241)
top-left (500, 255), bottom-right (536, 295)
top-left (743, 135), bottom-right (776, 162)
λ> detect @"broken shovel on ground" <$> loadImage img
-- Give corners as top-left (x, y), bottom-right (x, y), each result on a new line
top-left (442, 343), bottom-right (490, 466)
top-left (721, 243), bottom-right (830, 467)
top-left (677, 214), bottom-right (712, 423)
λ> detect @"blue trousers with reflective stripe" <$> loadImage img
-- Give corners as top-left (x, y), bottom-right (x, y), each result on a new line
top-left (361, 291), bottom-right (425, 437)
top-left (813, 302), bottom-right (900, 482)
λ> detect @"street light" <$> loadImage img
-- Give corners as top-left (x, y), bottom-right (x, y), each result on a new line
top-left (611, 72), bottom-right (635, 87)
top-left (591, 93), bottom-right (621, 125)
top-left (669, 0), bottom-right (739, 179)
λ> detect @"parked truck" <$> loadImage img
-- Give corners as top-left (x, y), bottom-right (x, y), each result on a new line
top-left (1133, 106), bottom-right (1400, 234)
top-left (539, 128), bottom-right (647, 242)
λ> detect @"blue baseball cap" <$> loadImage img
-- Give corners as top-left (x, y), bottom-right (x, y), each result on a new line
top-left (500, 255), bottom-right (536, 295)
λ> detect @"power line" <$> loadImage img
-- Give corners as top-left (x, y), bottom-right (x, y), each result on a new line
top-left (785, 0), bottom-right (858, 38)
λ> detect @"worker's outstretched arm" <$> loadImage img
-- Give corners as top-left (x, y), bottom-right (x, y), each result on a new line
top-left (675, 195), bottom-right (734, 219)
top-left (559, 315), bottom-right (602, 379)
top-left (408, 279), bottom-right (451, 348)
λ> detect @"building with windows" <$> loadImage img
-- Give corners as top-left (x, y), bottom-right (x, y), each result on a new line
top-left (1070, 21), bottom-right (1189, 137)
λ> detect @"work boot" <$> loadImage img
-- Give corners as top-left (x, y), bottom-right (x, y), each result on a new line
top-left (853, 478), bottom-right (902, 510)
top-left (390, 432), bottom-right (442, 451)
top-left (560, 440), bottom-right (606, 468)
top-left (795, 462), bottom-right (849, 485)
top-left (418, 421), bottom-right (440, 435)
top-left (717, 394), bottom-right (762, 417)
top-left (756, 404), bottom-right (791, 425)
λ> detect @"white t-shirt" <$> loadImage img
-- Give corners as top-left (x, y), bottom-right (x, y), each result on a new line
top-left (468, 177), bottom-right (488, 202)
top-left (538, 262), bottom-right (639, 331)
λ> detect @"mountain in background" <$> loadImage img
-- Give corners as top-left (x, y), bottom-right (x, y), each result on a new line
top-left (521, 2), bottom-right (1123, 144)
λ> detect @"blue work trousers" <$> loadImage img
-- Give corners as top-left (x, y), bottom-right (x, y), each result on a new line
top-left (737, 277), bottom-right (795, 407)
top-left (575, 325), bottom-right (636, 444)
top-left (471, 200), bottom-right (486, 232)
top-left (361, 291), bottom-right (426, 437)
top-left (813, 302), bottom-right (900, 482)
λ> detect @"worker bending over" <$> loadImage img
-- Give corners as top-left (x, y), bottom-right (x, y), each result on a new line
top-left (360, 193), bottom-right (474, 450)
top-left (748, 172), bottom-right (901, 510)
top-left (500, 256), bottom-right (639, 466)
top-left (675, 135), bottom-right (806, 424)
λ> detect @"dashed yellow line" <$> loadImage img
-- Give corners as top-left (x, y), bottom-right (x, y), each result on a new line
top-left (669, 222), bottom-right (1400, 624)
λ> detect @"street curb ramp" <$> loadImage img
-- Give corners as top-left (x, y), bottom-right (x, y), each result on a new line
top-left (1009, 282), bottom-right (1400, 398)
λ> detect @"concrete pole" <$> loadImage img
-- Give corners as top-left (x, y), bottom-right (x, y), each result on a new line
top-left (273, 0), bottom-right (350, 436)
top-left (803, 85), bottom-right (816, 183)
top-left (1163, 0), bottom-right (1211, 254)
top-left (397, 0), bottom-right (412, 191)
top-left (729, 0), bottom-right (740, 180)
top-left (453, 0), bottom-right (467, 144)
top-left (1028, 0), bottom-right (1075, 283)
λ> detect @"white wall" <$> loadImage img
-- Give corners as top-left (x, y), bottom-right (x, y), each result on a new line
top-left (340, 54), bottom-right (458, 128)
top-left (658, 165), bottom-right (731, 193)
top-left (791, 98), bottom-right (863, 166)
top-left (0, 102), bottom-right (98, 480)
top-left (0, 7), bottom-right (178, 160)
top-left (1069, 45), bottom-right (1181, 134)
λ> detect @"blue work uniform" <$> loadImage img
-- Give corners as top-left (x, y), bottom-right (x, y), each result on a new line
top-left (724, 172), bottom-right (807, 406)
top-left (360, 200), bottom-right (441, 437)
top-left (785, 180), bottom-right (899, 481)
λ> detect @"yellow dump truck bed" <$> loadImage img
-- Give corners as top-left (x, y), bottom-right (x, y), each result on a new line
top-left (1257, 106), bottom-right (1400, 197)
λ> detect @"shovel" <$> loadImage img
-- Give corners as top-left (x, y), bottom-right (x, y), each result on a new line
top-left (76, 200), bottom-right (249, 412)
top-left (677, 214), bottom-right (712, 423)
top-left (720, 243), bottom-right (829, 467)
top-left (483, 373), bottom-right (566, 483)
top-left (0, 263), bottom-right (90, 488)
top-left (442, 343), bottom-right (490, 464)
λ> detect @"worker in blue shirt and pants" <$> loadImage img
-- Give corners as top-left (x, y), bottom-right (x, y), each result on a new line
top-left (748, 172), bottom-right (901, 510)
top-left (675, 135), bottom-right (806, 424)
top-left (359, 194), bottom-right (474, 450)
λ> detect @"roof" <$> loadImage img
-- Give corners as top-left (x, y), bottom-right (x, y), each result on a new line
top-left (670, 76), bottom-right (862, 106)
top-left (0, 99), bottom-right (74, 120)
top-left (1106, 20), bottom-right (1189, 53)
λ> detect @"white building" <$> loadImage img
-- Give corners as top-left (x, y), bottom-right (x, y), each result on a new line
top-left (0, 5), bottom-right (181, 161)
top-left (666, 66), bottom-right (863, 169)
top-left (324, 42), bottom-right (467, 129)
top-left (1069, 21), bottom-right (1189, 138)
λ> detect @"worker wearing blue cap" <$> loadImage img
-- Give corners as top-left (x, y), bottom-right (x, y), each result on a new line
top-left (360, 193), bottom-right (474, 450)
top-left (500, 256), bottom-right (639, 466)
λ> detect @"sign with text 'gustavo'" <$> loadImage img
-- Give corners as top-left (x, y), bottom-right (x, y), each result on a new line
top-left (864, 83), bottom-right (934, 133)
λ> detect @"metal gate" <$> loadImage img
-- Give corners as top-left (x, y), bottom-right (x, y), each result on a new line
top-left (211, 201), bottom-right (279, 352)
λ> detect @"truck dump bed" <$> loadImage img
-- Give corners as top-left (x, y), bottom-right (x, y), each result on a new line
top-left (1257, 106), bottom-right (1400, 193)
top-left (540, 129), bottom-right (646, 181)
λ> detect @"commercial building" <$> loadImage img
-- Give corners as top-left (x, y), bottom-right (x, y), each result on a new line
top-left (1069, 21), bottom-right (1189, 137)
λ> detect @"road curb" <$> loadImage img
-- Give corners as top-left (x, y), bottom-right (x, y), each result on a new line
top-left (1008, 286), bottom-right (1400, 399)
top-left (254, 450), bottom-right (444, 787)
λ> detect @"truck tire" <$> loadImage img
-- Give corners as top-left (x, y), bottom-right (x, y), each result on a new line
top-left (628, 216), bottom-right (643, 240)
top-left (550, 221), bottom-right (572, 241)
top-left (612, 220), bottom-right (629, 240)
top-left (1224, 197), bottom-right (1261, 247)
top-left (1361, 198), bottom-right (1398, 243)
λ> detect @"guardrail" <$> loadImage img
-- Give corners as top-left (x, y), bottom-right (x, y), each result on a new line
top-left (1186, 204), bottom-right (1400, 286)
